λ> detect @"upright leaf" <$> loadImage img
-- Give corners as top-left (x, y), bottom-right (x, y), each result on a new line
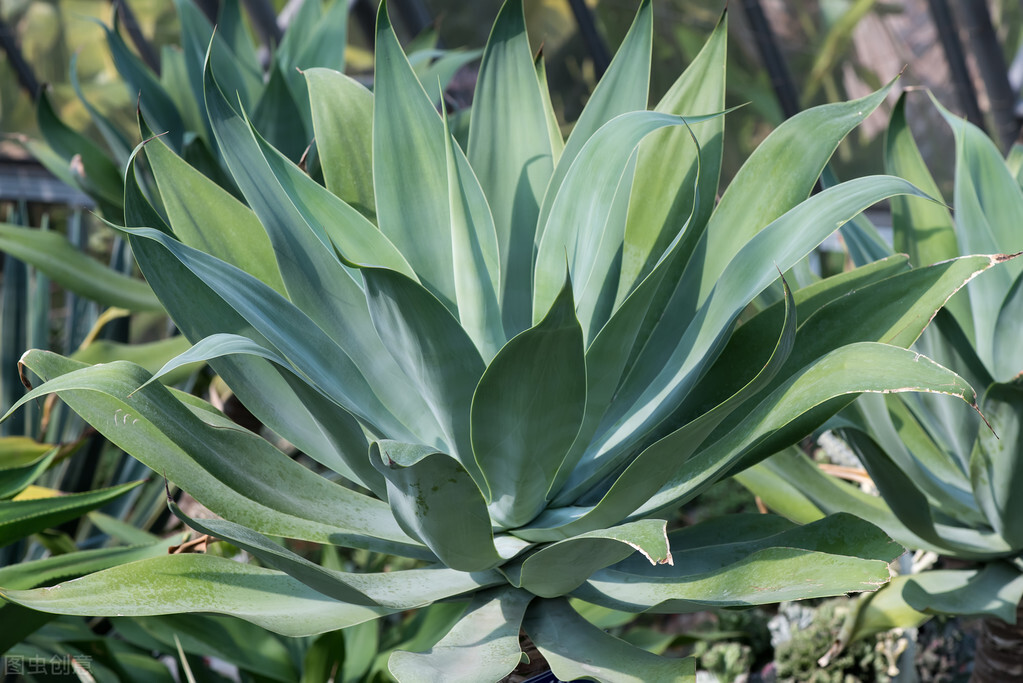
top-left (472, 277), bottom-right (585, 528)
top-left (468, 0), bottom-right (555, 336)
top-left (620, 11), bottom-right (727, 300)
top-left (373, 3), bottom-right (456, 310)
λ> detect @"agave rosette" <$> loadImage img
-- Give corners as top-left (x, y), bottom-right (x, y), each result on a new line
top-left (0, 2), bottom-right (1001, 680)
top-left (743, 92), bottom-right (1023, 633)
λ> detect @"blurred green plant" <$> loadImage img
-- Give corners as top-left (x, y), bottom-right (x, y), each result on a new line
top-left (739, 90), bottom-right (1023, 681)
top-left (0, 0), bottom-right (1008, 680)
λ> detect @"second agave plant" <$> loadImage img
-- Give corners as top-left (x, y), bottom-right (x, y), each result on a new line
top-left (0, 1), bottom-right (1006, 680)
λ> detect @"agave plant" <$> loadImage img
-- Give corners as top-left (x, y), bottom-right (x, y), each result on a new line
top-left (739, 92), bottom-right (1023, 680)
top-left (11, 0), bottom-right (477, 225)
top-left (0, 2), bottom-right (1001, 680)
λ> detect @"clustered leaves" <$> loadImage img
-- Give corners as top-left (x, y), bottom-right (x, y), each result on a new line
top-left (744, 91), bottom-right (1023, 635)
top-left (0, 0), bottom-right (1014, 681)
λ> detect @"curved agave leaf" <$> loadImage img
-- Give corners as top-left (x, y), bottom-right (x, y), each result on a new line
top-left (472, 275), bottom-right (585, 529)
top-left (251, 119), bottom-right (416, 279)
top-left (993, 270), bottom-right (1023, 380)
top-left (363, 268), bottom-right (486, 479)
top-left (509, 520), bottom-right (671, 599)
top-left (252, 60), bottom-right (309, 162)
top-left (101, 13), bottom-right (186, 151)
top-left (932, 94), bottom-right (1023, 370)
top-left (443, 110), bottom-right (504, 361)
top-left (0, 555), bottom-right (393, 638)
top-left (687, 255), bottom-right (913, 417)
top-left (697, 81), bottom-right (895, 304)
top-left (374, 2), bottom-right (456, 310)
top-left (172, 499), bottom-right (502, 608)
top-left (0, 535), bottom-right (183, 590)
top-left (548, 146), bottom-right (703, 500)
top-left (903, 564), bottom-right (1023, 623)
top-left (573, 544), bottom-right (894, 613)
top-left (36, 87), bottom-right (123, 217)
top-left (0, 223), bottom-right (162, 311)
top-left (634, 342), bottom-right (981, 519)
top-left (69, 52), bottom-right (133, 168)
top-left (203, 49), bottom-right (437, 449)
top-left (741, 446), bottom-right (1013, 559)
top-left (0, 447), bottom-right (57, 500)
top-left (121, 225), bottom-right (420, 444)
top-left (389, 587), bottom-right (531, 683)
top-left (533, 111), bottom-right (708, 333)
top-left (620, 513), bottom-right (900, 577)
top-left (580, 176), bottom-right (934, 492)
top-left (305, 68), bottom-right (376, 220)
top-left (970, 382), bottom-right (1023, 548)
top-left (885, 95), bottom-right (960, 270)
top-left (0, 481), bottom-right (141, 547)
top-left (620, 10), bottom-right (727, 301)
top-left (8, 351), bottom-right (429, 558)
top-left (468, 0), bottom-right (555, 336)
top-left (530, 279), bottom-right (795, 538)
top-left (844, 575), bottom-right (931, 645)
top-left (142, 120), bottom-right (286, 295)
top-left (122, 158), bottom-right (389, 493)
top-left (371, 441), bottom-right (502, 572)
top-left (536, 0), bottom-right (653, 239)
top-left (848, 395), bottom-right (981, 527)
top-left (523, 597), bottom-right (695, 683)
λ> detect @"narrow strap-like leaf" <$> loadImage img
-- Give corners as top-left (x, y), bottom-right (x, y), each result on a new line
top-left (9, 351), bottom-right (428, 558)
top-left (536, 0), bottom-right (654, 240)
top-left (970, 381), bottom-right (1023, 548)
top-left (142, 121), bottom-right (287, 295)
top-left (0, 223), bottom-right (162, 311)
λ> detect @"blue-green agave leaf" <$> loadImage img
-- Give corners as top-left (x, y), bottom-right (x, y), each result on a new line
top-left (389, 587), bottom-right (532, 683)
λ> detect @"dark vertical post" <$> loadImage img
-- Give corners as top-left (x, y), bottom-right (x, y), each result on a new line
top-left (739, 0), bottom-right (801, 119)
top-left (0, 17), bottom-right (41, 97)
top-left (568, 0), bottom-right (612, 79)
top-left (956, 0), bottom-right (1019, 150)
top-left (351, 0), bottom-right (377, 48)
top-left (389, 0), bottom-right (434, 39)
top-left (927, 0), bottom-right (988, 130)
top-left (241, 0), bottom-right (284, 48)
top-left (113, 0), bottom-right (161, 74)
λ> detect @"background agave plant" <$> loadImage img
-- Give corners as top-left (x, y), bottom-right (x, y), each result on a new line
top-left (740, 91), bottom-right (1023, 680)
top-left (0, 1), bottom-right (1005, 680)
